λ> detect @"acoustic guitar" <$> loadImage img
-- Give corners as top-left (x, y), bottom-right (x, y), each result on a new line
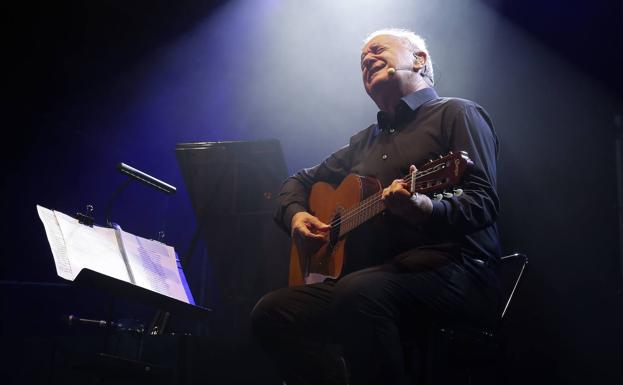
top-left (288, 151), bottom-right (472, 286)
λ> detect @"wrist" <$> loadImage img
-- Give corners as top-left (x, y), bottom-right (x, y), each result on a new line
top-left (409, 193), bottom-right (433, 224)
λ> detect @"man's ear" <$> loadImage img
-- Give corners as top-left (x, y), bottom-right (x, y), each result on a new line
top-left (413, 52), bottom-right (426, 72)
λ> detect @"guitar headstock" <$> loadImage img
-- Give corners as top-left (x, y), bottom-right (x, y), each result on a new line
top-left (411, 151), bottom-right (472, 194)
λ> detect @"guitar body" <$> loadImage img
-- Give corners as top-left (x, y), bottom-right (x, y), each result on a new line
top-left (288, 174), bottom-right (382, 286)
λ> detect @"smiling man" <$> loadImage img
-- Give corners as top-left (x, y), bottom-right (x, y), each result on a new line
top-left (251, 28), bottom-right (501, 385)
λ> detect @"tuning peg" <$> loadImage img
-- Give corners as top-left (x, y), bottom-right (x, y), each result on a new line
top-left (438, 154), bottom-right (443, 159)
top-left (428, 159), bottom-right (433, 163)
top-left (453, 188), bottom-right (463, 196)
top-left (443, 192), bottom-right (453, 198)
top-left (449, 151), bottom-right (453, 155)
top-left (433, 193), bottom-right (443, 201)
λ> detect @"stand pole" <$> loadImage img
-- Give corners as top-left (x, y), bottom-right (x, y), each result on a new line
top-left (615, 114), bottom-right (623, 286)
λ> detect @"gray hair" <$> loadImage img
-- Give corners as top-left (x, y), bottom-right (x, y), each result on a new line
top-left (363, 28), bottom-right (434, 86)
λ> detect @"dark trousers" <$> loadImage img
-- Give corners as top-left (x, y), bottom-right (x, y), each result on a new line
top-left (251, 251), bottom-right (500, 385)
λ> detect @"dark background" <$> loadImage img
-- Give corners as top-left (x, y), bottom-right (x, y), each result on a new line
top-left (2, 0), bottom-right (622, 384)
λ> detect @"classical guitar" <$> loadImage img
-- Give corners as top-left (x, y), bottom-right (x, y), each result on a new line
top-left (288, 151), bottom-right (472, 286)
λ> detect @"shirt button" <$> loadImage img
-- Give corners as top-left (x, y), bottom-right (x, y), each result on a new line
top-left (382, 154), bottom-right (388, 160)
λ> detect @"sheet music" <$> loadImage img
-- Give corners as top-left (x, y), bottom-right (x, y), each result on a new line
top-left (37, 205), bottom-right (131, 282)
top-left (38, 205), bottom-right (192, 305)
top-left (37, 205), bottom-right (72, 280)
top-left (118, 230), bottom-right (189, 303)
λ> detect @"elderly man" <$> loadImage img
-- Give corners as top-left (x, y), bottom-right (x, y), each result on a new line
top-left (251, 28), bottom-right (501, 385)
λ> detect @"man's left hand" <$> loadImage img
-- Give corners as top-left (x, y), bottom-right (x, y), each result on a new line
top-left (381, 165), bottom-right (433, 224)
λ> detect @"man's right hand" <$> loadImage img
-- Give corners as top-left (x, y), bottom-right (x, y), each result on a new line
top-left (291, 212), bottom-right (330, 255)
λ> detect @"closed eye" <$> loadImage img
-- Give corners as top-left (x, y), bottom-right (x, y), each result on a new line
top-left (361, 44), bottom-right (386, 69)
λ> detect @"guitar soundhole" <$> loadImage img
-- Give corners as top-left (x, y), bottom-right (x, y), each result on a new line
top-left (329, 212), bottom-right (341, 248)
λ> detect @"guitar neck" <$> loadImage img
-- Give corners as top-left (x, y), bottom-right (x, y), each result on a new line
top-left (336, 169), bottom-right (421, 238)
top-left (337, 190), bottom-right (385, 238)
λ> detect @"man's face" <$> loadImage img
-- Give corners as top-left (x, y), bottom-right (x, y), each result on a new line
top-left (360, 34), bottom-right (416, 97)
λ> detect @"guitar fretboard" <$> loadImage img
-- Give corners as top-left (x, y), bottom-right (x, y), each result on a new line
top-left (337, 191), bottom-right (385, 237)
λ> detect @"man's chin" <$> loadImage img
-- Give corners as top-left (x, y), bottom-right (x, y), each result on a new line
top-left (368, 71), bottom-right (387, 86)
top-left (366, 76), bottom-right (392, 96)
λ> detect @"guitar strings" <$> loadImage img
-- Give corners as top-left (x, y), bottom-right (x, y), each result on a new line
top-left (328, 168), bottom-right (436, 230)
top-left (328, 167), bottom-right (434, 228)
top-left (327, 164), bottom-right (445, 229)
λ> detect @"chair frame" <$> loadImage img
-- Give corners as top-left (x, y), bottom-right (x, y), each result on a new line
top-left (499, 253), bottom-right (528, 321)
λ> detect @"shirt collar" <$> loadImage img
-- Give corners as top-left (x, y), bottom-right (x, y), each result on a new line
top-left (376, 87), bottom-right (439, 132)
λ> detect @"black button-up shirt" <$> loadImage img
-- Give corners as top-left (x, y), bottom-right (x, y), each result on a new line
top-left (275, 87), bottom-right (501, 266)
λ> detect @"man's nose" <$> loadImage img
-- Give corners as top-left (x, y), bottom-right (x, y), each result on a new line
top-left (362, 55), bottom-right (376, 70)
